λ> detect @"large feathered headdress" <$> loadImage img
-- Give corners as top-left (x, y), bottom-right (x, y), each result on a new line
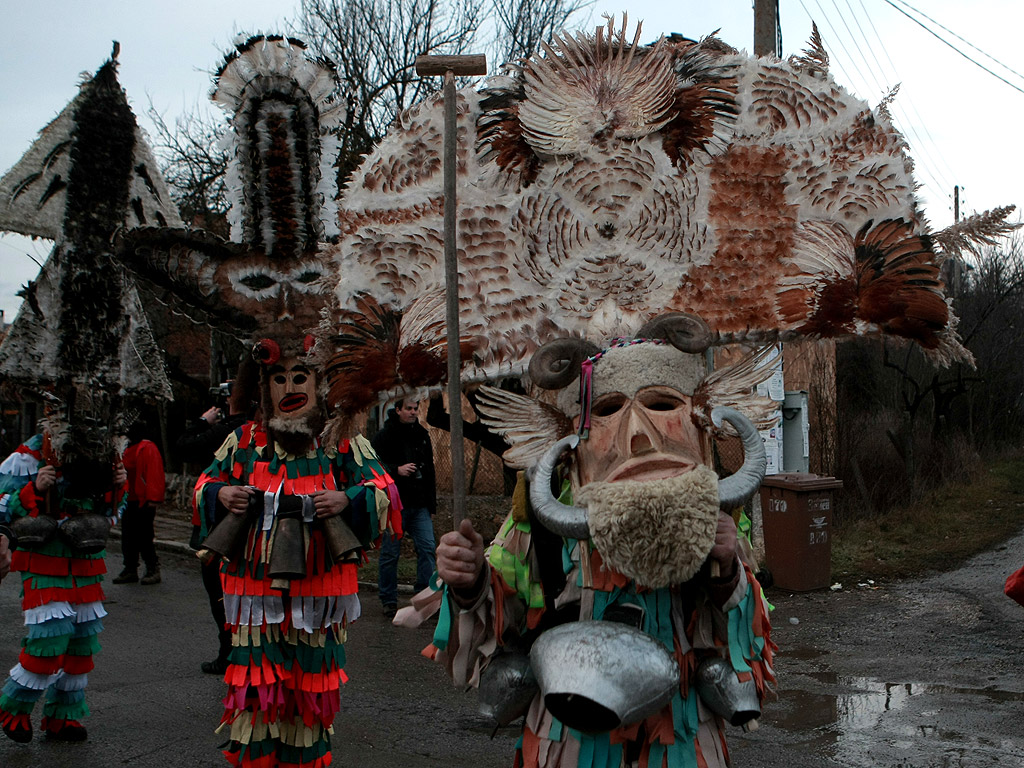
top-left (320, 18), bottom-right (1015, 426)
top-left (116, 35), bottom-right (346, 361)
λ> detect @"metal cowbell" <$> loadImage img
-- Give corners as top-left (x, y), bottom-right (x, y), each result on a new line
top-left (202, 492), bottom-right (262, 562)
top-left (529, 621), bottom-right (679, 734)
top-left (694, 656), bottom-right (761, 727)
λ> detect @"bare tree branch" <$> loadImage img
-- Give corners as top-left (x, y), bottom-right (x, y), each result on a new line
top-left (153, 0), bottom-right (594, 215)
top-left (146, 102), bottom-right (229, 235)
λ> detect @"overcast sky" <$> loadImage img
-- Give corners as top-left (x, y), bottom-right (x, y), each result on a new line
top-left (2, 0), bottom-right (1022, 320)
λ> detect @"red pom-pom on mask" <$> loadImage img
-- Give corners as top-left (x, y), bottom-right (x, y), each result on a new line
top-left (303, 335), bottom-right (316, 354)
top-left (252, 339), bottom-right (281, 365)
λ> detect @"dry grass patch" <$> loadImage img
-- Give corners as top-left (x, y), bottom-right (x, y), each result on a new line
top-left (832, 453), bottom-right (1024, 581)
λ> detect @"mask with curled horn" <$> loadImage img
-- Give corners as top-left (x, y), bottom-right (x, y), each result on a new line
top-left (474, 312), bottom-right (778, 588)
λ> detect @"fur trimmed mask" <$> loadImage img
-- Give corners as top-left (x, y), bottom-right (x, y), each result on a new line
top-left (578, 464), bottom-right (720, 587)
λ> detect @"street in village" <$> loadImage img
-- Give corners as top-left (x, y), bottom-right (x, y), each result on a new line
top-left (1, 511), bottom-right (1023, 767)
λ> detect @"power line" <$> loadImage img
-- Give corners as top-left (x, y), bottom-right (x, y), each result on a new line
top-left (854, 0), bottom-right (961, 186)
top-left (796, 0), bottom-right (956, 202)
top-left (833, 0), bottom-right (958, 194)
top-left (880, 0), bottom-right (1024, 97)
top-left (890, 0), bottom-right (1024, 85)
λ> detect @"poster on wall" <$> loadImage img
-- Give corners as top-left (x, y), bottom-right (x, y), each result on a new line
top-left (758, 345), bottom-right (784, 475)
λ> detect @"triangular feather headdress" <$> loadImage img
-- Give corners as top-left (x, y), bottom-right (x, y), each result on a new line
top-left (116, 35), bottom-right (347, 359)
top-left (0, 49), bottom-right (176, 477)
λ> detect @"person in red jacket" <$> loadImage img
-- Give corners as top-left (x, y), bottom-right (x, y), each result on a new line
top-left (113, 421), bottom-right (166, 585)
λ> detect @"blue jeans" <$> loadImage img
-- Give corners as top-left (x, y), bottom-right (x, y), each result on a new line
top-left (378, 506), bottom-right (437, 607)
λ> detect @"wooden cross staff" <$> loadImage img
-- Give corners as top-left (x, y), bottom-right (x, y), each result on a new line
top-left (414, 53), bottom-right (487, 529)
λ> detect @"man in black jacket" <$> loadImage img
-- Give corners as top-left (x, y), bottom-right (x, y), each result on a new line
top-left (372, 398), bottom-right (437, 618)
top-left (175, 378), bottom-right (254, 674)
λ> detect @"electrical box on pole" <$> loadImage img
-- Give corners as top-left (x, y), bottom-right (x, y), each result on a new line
top-left (782, 390), bottom-right (810, 473)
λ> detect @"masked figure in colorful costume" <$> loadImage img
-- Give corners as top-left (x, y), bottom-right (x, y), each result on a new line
top-left (0, 436), bottom-right (128, 744)
top-left (319, 16), bottom-right (1015, 768)
top-left (0, 47), bottom-right (176, 744)
top-left (193, 334), bottom-right (399, 767)
top-left (432, 324), bottom-right (777, 766)
top-left (115, 36), bottom-right (401, 767)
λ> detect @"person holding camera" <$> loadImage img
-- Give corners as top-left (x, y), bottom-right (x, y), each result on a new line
top-left (175, 372), bottom-right (257, 675)
top-left (371, 398), bottom-right (437, 618)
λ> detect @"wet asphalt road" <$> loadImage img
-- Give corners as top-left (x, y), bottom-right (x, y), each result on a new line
top-left (0, 533), bottom-right (1022, 768)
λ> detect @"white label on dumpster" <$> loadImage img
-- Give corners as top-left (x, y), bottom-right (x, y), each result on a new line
top-left (808, 496), bottom-right (831, 512)
top-left (808, 516), bottom-right (828, 545)
top-left (768, 498), bottom-right (787, 513)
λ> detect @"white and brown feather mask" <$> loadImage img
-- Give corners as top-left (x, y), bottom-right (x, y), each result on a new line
top-left (324, 18), bottom-right (1015, 428)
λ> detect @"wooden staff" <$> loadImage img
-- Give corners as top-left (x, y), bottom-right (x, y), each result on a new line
top-left (414, 53), bottom-right (487, 529)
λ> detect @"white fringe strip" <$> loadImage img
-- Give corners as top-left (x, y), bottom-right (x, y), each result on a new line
top-left (24, 602), bottom-right (75, 626)
top-left (223, 592), bottom-right (360, 631)
top-left (9, 663), bottom-right (58, 691)
top-left (75, 601), bottom-right (107, 623)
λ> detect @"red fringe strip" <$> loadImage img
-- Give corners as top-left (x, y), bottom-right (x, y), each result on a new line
top-left (9, 552), bottom-right (106, 577)
top-left (220, 685), bottom-right (342, 729)
top-left (222, 556), bottom-right (357, 599)
top-left (222, 751), bottom-right (332, 768)
top-left (21, 581), bottom-right (104, 609)
top-left (62, 654), bottom-right (95, 675)
top-left (0, 711), bottom-right (32, 734)
top-left (20, 650), bottom-right (64, 675)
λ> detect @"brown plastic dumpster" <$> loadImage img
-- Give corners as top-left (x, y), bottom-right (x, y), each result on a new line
top-left (759, 473), bottom-right (843, 591)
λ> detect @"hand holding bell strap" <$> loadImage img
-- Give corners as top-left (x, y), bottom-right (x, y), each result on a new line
top-left (0, 524), bottom-right (17, 550)
top-left (202, 489), bottom-right (264, 562)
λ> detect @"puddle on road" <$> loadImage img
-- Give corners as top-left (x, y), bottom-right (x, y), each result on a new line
top-left (769, 650), bottom-right (1024, 764)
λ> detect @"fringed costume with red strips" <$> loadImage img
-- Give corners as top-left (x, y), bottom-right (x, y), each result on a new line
top-left (0, 435), bottom-right (122, 737)
top-left (194, 422), bottom-right (400, 767)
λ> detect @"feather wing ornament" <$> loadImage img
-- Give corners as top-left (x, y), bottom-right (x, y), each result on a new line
top-left (692, 346), bottom-right (780, 435)
top-left (325, 16), bottom-right (1013, 418)
top-left (473, 385), bottom-right (574, 469)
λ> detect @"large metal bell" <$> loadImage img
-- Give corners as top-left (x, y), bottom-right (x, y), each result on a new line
top-left (529, 621), bottom-right (679, 734)
top-left (59, 513), bottom-right (110, 554)
top-left (201, 492), bottom-right (262, 562)
top-left (478, 648), bottom-right (540, 727)
top-left (10, 514), bottom-right (58, 549)
top-left (694, 656), bottom-right (761, 727)
top-left (267, 495), bottom-right (307, 580)
top-left (321, 515), bottom-right (362, 562)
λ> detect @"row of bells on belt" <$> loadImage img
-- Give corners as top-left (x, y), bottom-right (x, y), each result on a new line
top-left (11, 503), bottom-right (110, 555)
top-left (200, 491), bottom-right (362, 578)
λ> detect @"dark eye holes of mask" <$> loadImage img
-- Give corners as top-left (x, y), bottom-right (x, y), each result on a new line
top-left (590, 390), bottom-right (685, 418)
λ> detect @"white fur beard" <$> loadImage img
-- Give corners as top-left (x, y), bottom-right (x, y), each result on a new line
top-left (577, 465), bottom-right (720, 589)
top-left (267, 413), bottom-right (322, 457)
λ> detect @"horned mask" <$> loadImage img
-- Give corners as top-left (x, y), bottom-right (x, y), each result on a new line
top-left (476, 313), bottom-right (773, 586)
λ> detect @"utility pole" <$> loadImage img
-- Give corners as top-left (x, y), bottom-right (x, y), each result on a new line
top-left (954, 184), bottom-right (960, 222)
top-left (754, 0), bottom-right (780, 57)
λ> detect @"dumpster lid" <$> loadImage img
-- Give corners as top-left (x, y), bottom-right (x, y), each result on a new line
top-left (760, 473), bottom-right (843, 491)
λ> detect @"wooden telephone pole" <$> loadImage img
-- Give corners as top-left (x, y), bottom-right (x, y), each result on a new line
top-left (754, 0), bottom-right (781, 57)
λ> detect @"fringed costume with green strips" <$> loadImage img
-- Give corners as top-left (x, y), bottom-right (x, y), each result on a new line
top-left (415, 497), bottom-right (775, 768)
top-left (194, 422), bottom-right (401, 768)
top-left (0, 435), bottom-right (121, 737)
